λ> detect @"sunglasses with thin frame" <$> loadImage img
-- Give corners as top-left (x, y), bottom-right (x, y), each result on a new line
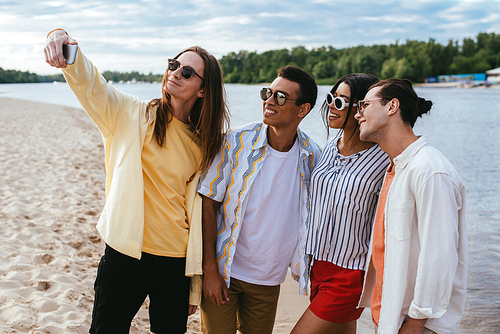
top-left (260, 88), bottom-right (297, 106)
top-left (356, 98), bottom-right (384, 115)
top-left (167, 59), bottom-right (204, 81)
top-left (326, 92), bottom-right (357, 111)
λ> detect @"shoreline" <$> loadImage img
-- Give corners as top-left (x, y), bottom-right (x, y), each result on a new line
top-left (416, 82), bottom-right (500, 89)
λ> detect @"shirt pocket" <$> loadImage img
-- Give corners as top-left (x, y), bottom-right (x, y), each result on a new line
top-left (389, 199), bottom-right (415, 241)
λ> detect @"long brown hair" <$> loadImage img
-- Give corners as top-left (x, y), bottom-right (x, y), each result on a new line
top-left (146, 46), bottom-right (230, 172)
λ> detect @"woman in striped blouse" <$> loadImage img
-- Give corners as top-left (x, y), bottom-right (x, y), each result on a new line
top-left (292, 74), bottom-right (390, 334)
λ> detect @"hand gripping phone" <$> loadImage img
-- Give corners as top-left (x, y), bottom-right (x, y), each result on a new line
top-left (63, 44), bottom-right (78, 65)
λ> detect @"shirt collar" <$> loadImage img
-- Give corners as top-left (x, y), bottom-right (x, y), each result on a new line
top-left (252, 123), bottom-right (314, 158)
top-left (252, 123), bottom-right (269, 150)
top-left (393, 135), bottom-right (428, 169)
top-left (296, 127), bottom-right (314, 158)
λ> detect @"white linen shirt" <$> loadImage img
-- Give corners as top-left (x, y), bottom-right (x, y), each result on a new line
top-left (197, 122), bottom-right (321, 295)
top-left (359, 136), bottom-right (467, 334)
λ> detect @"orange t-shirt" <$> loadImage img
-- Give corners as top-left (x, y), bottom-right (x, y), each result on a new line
top-left (371, 163), bottom-right (395, 326)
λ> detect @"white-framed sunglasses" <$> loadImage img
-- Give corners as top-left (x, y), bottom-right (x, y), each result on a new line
top-left (326, 92), bottom-right (357, 111)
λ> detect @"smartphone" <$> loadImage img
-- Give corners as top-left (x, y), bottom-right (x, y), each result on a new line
top-left (63, 44), bottom-right (78, 65)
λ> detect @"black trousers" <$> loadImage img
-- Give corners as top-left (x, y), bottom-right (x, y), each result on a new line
top-left (89, 245), bottom-right (190, 334)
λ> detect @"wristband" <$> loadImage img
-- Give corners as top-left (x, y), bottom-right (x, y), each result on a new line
top-left (47, 28), bottom-right (67, 38)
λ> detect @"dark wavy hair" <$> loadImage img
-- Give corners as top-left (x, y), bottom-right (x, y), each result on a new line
top-left (146, 46), bottom-right (230, 172)
top-left (321, 73), bottom-right (379, 137)
top-left (370, 79), bottom-right (432, 128)
top-left (278, 65), bottom-right (318, 111)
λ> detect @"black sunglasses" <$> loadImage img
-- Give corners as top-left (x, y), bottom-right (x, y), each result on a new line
top-left (260, 88), bottom-right (297, 106)
top-left (167, 59), bottom-right (204, 81)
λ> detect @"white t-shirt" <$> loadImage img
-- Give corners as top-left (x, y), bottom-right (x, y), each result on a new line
top-left (231, 139), bottom-right (301, 286)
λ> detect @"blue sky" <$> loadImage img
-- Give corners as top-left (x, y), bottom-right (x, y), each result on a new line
top-left (1, 0), bottom-right (499, 75)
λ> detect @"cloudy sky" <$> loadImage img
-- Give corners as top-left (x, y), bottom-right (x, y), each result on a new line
top-left (1, 0), bottom-right (499, 75)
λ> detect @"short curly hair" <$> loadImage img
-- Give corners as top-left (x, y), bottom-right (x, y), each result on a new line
top-left (278, 65), bottom-right (318, 110)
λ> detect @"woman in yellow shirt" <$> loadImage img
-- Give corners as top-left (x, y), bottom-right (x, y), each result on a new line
top-left (44, 29), bottom-right (229, 334)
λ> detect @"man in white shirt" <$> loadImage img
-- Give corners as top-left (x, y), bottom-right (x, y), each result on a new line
top-left (355, 79), bottom-right (467, 334)
top-left (197, 66), bottom-right (321, 334)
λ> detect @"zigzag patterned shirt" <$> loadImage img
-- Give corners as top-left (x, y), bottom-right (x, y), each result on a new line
top-left (197, 122), bottom-right (321, 295)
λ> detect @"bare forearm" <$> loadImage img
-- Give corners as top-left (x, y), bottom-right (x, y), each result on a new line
top-left (202, 196), bottom-right (220, 274)
top-left (399, 317), bottom-right (427, 334)
top-left (201, 195), bottom-right (230, 304)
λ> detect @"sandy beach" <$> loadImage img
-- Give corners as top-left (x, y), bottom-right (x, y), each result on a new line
top-left (0, 97), bottom-right (197, 333)
top-left (0, 97), bottom-right (377, 333)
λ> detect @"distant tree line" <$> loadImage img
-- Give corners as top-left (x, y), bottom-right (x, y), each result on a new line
top-left (0, 67), bottom-right (64, 83)
top-left (0, 67), bottom-right (161, 84)
top-left (1, 32), bottom-right (499, 85)
top-left (219, 32), bottom-right (500, 84)
top-left (101, 71), bottom-right (162, 83)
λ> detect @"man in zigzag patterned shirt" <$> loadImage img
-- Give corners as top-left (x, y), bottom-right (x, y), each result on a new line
top-left (197, 65), bottom-right (322, 334)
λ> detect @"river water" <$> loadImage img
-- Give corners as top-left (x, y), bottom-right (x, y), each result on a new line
top-left (1, 82), bottom-right (499, 333)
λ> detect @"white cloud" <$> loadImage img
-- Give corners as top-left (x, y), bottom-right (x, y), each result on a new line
top-left (257, 12), bottom-right (295, 18)
top-left (203, 15), bottom-right (254, 26)
top-left (480, 13), bottom-right (500, 23)
top-left (359, 14), bottom-right (422, 23)
top-left (39, 1), bottom-right (67, 7)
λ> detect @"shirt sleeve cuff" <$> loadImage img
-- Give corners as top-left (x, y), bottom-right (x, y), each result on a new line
top-left (409, 301), bottom-right (447, 320)
top-left (188, 275), bottom-right (202, 305)
top-left (197, 184), bottom-right (223, 202)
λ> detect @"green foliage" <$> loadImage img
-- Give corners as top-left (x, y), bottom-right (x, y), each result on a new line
top-left (101, 71), bottom-right (162, 83)
top-left (0, 67), bottom-right (161, 84)
top-left (219, 32), bottom-right (500, 84)
top-left (39, 74), bottom-right (65, 82)
top-left (0, 68), bottom-right (63, 83)
top-left (381, 58), bottom-right (413, 79)
top-left (0, 67), bottom-right (41, 83)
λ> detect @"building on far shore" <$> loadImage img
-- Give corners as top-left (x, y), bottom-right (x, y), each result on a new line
top-left (486, 67), bottom-right (500, 84)
top-left (426, 67), bottom-right (500, 87)
top-left (425, 73), bottom-right (486, 86)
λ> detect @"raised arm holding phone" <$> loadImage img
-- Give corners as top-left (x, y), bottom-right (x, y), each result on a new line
top-left (44, 29), bottom-right (230, 334)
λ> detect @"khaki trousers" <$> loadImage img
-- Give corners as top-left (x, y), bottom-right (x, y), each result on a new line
top-left (200, 277), bottom-right (280, 334)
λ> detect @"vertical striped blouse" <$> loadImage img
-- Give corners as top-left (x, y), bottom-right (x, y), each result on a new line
top-left (305, 137), bottom-right (390, 270)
